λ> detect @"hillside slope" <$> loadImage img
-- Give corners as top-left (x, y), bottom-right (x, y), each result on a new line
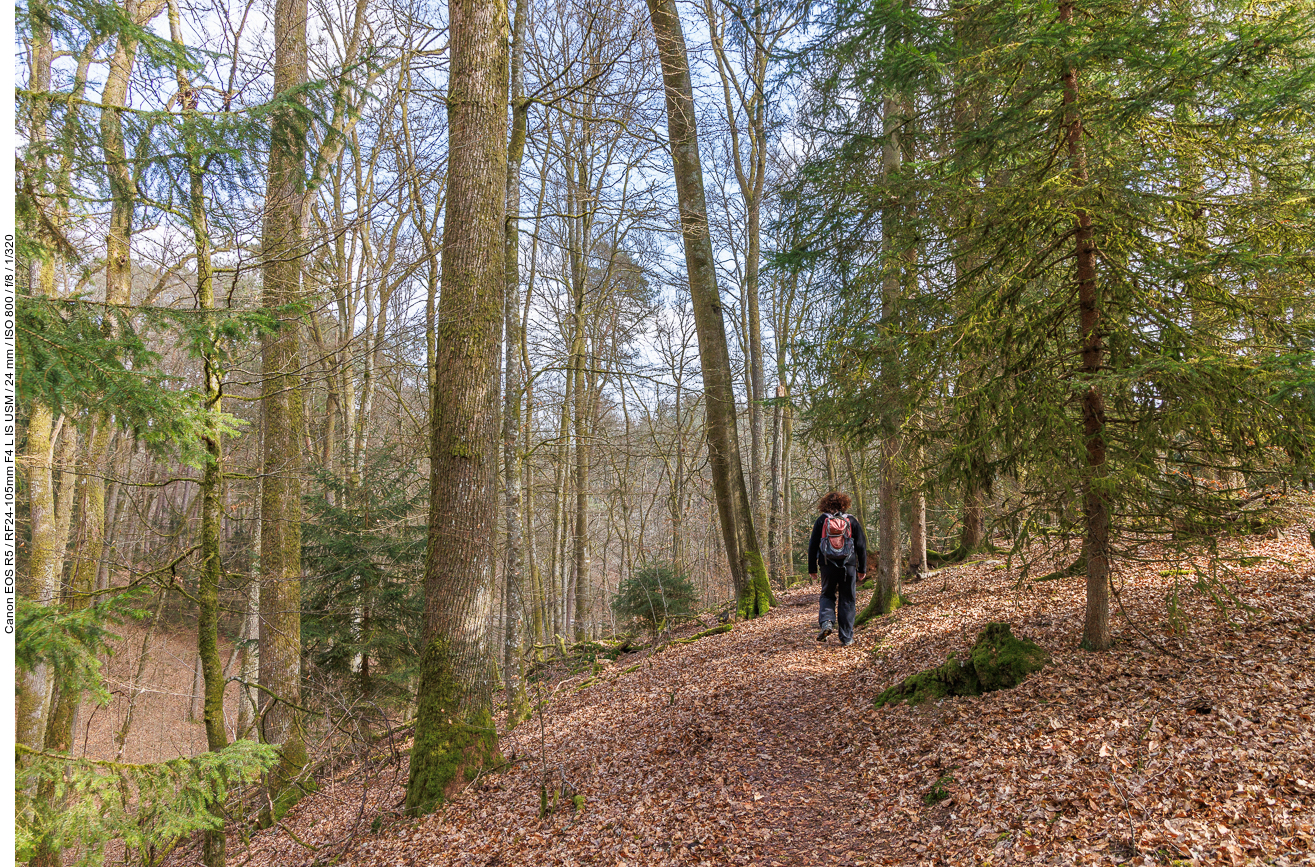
top-left (176, 531), bottom-right (1315, 866)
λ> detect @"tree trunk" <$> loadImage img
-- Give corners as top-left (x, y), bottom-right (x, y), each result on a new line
top-left (781, 388), bottom-right (794, 580)
top-left (405, 0), bottom-right (507, 815)
top-left (671, 378), bottom-right (685, 570)
top-left (169, 0), bottom-right (232, 854)
top-left (909, 491), bottom-right (927, 582)
top-left (501, 0), bottom-right (530, 725)
top-left (876, 434), bottom-right (902, 609)
top-left (823, 441), bottom-right (839, 491)
top-left (1061, 0), bottom-right (1110, 651)
top-left (571, 310), bottom-right (590, 642)
top-left (549, 385), bottom-right (571, 637)
top-left (766, 384), bottom-right (784, 584)
top-left (17, 402), bottom-right (58, 750)
top-left (645, 0), bottom-right (772, 618)
top-left (237, 505), bottom-right (260, 739)
top-left (258, 0), bottom-right (310, 820)
top-left (859, 88), bottom-right (909, 624)
top-left (33, 27), bottom-right (148, 860)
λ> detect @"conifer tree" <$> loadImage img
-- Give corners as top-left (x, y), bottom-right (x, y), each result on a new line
top-left (790, 0), bottom-right (1315, 647)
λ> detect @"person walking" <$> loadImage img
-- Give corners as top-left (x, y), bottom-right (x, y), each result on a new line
top-left (809, 491), bottom-right (867, 647)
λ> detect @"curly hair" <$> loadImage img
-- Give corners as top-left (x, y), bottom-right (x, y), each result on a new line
top-left (818, 491), bottom-right (852, 514)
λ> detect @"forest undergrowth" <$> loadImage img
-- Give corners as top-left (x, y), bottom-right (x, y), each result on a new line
top-left (171, 527), bottom-right (1315, 867)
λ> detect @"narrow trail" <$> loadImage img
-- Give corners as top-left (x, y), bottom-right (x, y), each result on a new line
top-left (185, 531), bottom-right (1315, 867)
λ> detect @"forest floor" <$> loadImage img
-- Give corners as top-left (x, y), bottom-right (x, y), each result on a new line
top-left (174, 528), bottom-right (1314, 867)
top-left (80, 617), bottom-right (241, 764)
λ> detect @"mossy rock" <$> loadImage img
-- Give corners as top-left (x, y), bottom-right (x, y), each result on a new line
top-left (875, 623), bottom-right (1048, 708)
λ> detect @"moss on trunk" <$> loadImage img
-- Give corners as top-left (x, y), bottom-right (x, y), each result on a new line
top-left (735, 549), bottom-right (775, 619)
top-left (855, 586), bottom-right (902, 627)
top-left (875, 623), bottom-right (1048, 707)
top-left (405, 638), bottom-right (500, 816)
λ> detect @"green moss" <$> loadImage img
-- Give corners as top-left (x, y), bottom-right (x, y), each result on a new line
top-left (856, 587), bottom-right (903, 627)
top-left (875, 651), bottom-right (979, 707)
top-left (404, 638), bottom-right (500, 817)
top-left (969, 622), bottom-right (1049, 691)
top-left (736, 549), bottom-right (775, 619)
top-left (875, 623), bottom-right (1048, 708)
top-left (256, 726), bottom-right (315, 828)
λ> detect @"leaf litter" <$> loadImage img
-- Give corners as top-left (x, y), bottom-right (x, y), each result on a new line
top-left (168, 529), bottom-right (1315, 866)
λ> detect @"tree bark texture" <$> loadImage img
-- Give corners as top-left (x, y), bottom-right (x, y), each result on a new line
top-left (645, 0), bottom-right (772, 618)
top-left (766, 384), bottom-right (784, 584)
top-left (259, 0), bottom-right (311, 818)
top-left (17, 402), bottom-right (58, 749)
top-left (1061, 0), bottom-right (1110, 651)
top-left (405, 0), bottom-right (507, 815)
top-left (874, 91), bottom-right (907, 617)
top-left (876, 433), bottom-right (902, 609)
top-left (501, 0), bottom-right (530, 724)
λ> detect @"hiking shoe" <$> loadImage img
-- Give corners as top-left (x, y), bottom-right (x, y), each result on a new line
top-left (840, 637), bottom-right (855, 647)
top-left (817, 621), bottom-right (835, 641)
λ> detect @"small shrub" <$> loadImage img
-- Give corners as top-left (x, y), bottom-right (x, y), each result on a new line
top-left (923, 774), bottom-right (954, 806)
top-left (612, 562), bottom-right (699, 636)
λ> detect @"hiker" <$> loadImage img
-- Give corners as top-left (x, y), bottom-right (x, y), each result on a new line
top-left (808, 491), bottom-right (867, 647)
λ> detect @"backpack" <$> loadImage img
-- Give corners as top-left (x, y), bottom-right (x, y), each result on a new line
top-left (819, 513), bottom-right (854, 565)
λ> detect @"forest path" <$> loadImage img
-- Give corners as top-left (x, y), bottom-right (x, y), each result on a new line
top-left (202, 530), bottom-right (1315, 867)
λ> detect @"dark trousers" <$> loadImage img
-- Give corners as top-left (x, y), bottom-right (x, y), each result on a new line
top-left (818, 560), bottom-right (857, 643)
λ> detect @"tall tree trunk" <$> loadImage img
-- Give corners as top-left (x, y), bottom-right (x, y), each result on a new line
top-left (645, 0), bottom-right (772, 618)
top-left (766, 384), bottom-right (784, 584)
top-left (34, 26), bottom-right (152, 860)
top-left (671, 378), bottom-right (685, 570)
top-left (259, 0), bottom-right (310, 819)
top-left (571, 336), bottom-right (590, 641)
top-left (874, 434), bottom-right (902, 610)
top-left (859, 89), bottom-right (909, 623)
top-left (908, 442), bottom-right (927, 581)
top-left (548, 382), bottom-right (571, 638)
top-left (501, 0), bottom-right (530, 724)
top-left (168, 3), bottom-right (231, 857)
top-left (17, 403), bottom-right (59, 750)
top-left (237, 501), bottom-right (261, 739)
top-left (1061, 0), bottom-right (1110, 651)
top-left (702, 0), bottom-right (771, 531)
top-left (781, 385), bottom-right (794, 580)
top-left (405, 0), bottom-right (507, 815)
top-left (42, 0), bottom-right (150, 773)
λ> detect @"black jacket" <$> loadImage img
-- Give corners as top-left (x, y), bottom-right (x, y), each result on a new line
top-left (808, 512), bottom-right (867, 574)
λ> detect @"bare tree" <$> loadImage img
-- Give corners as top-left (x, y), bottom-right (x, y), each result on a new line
top-left (645, 0), bottom-right (772, 618)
